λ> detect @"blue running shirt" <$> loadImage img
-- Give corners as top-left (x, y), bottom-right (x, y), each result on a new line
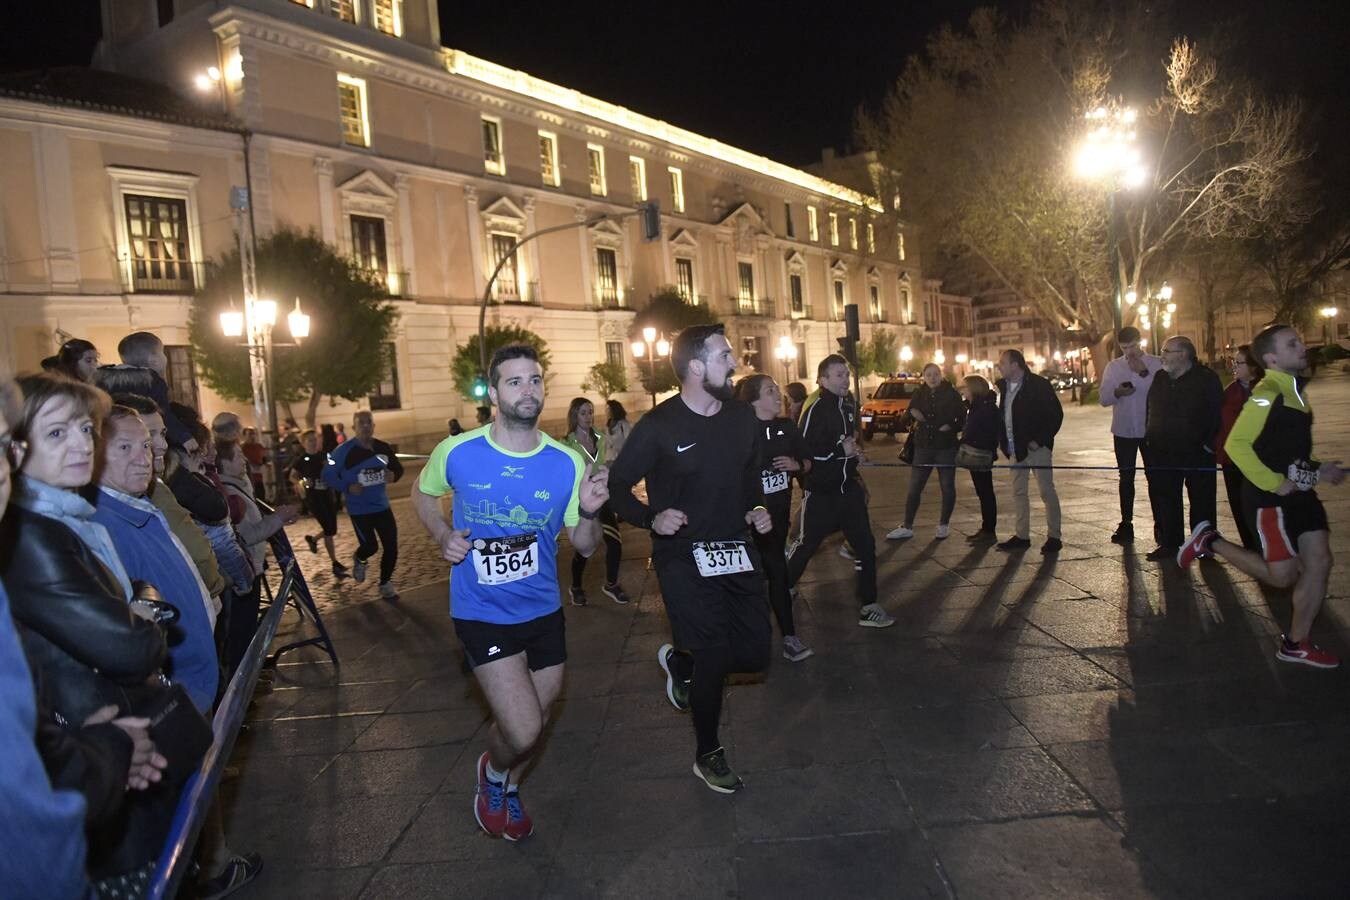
top-left (419, 425), bottom-right (585, 624)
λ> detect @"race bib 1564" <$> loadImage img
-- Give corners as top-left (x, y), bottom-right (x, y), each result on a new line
top-left (472, 533), bottom-right (540, 585)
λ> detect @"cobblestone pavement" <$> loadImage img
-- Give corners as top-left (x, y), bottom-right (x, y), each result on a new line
top-left (232, 373), bottom-right (1350, 898)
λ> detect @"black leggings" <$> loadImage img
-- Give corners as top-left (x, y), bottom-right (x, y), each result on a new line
top-left (753, 502), bottom-right (795, 637)
top-left (351, 507), bottom-right (398, 583)
top-left (571, 505), bottom-right (621, 588)
top-left (1222, 464), bottom-right (1261, 551)
top-left (786, 480), bottom-right (877, 607)
top-left (968, 469), bottom-right (997, 532)
top-left (224, 577), bottom-right (262, 678)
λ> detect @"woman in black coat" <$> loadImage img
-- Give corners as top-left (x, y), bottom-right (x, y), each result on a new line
top-left (961, 375), bottom-right (1000, 540)
top-left (886, 363), bottom-right (966, 540)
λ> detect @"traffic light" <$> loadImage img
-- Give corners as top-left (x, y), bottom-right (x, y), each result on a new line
top-left (836, 335), bottom-right (856, 365)
top-left (472, 374), bottom-right (488, 399)
top-left (837, 303), bottom-right (861, 364)
top-left (638, 200), bottom-right (661, 242)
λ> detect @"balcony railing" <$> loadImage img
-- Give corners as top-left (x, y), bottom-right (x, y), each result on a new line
top-left (733, 297), bottom-right (775, 317)
top-left (594, 286), bottom-right (633, 310)
top-left (790, 303), bottom-right (814, 320)
top-left (120, 257), bottom-right (208, 294)
top-left (493, 281), bottom-right (540, 305)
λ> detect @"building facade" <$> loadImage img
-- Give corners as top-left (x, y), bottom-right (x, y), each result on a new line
top-left (0, 0), bottom-right (926, 448)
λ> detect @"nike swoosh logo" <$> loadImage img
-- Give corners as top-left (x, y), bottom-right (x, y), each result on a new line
top-left (676, 443), bottom-right (696, 453)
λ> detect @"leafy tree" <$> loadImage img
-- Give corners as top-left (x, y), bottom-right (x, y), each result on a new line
top-left (855, 329), bottom-right (900, 379)
top-left (858, 2), bottom-right (1310, 376)
top-left (580, 361), bottom-right (628, 400)
top-left (188, 228), bottom-right (398, 427)
top-left (450, 324), bottom-right (551, 402)
top-left (629, 288), bottom-right (718, 396)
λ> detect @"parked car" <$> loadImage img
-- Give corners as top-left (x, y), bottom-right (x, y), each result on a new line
top-left (860, 376), bottom-right (923, 440)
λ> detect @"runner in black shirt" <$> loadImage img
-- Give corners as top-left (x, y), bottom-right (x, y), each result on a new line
top-left (609, 323), bottom-right (772, 793)
top-left (736, 374), bottom-right (813, 661)
top-left (288, 429), bottom-right (349, 579)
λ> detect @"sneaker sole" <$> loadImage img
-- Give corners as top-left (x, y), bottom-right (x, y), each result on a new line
top-left (783, 647), bottom-right (815, 662)
top-left (1177, 522), bottom-right (1214, 568)
top-left (601, 587), bottom-right (629, 604)
top-left (858, 617), bottom-right (896, 628)
top-left (692, 762), bottom-right (741, 794)
top-left (885, 532), bottom-right (914, 540)
top-left (657, 645), bottom-right (687, 711)
top-left (1275, 650), bottom-right (1340, 669)
top-left (502, 824), bottom-right (534, 842)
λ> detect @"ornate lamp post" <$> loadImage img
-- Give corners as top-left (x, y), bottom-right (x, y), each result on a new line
top-left (1319, 306), bottom-right (1339, 346)
top-left (899, 344), bottom-right (914, 372)
top-left (631, 325), bottom-right (670, 409)
top-left (773, 335), bottom-right (798, 385)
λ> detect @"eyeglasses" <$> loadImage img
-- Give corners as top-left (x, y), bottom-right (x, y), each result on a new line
top-left (0, 434), bottom-right (27, 467)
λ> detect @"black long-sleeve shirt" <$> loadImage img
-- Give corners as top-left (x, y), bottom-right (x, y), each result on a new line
top-left (608, 396), bottom-right (766, 543)
top-left (799, 389), bottom-right (860, 494)
top-left (754, 416), bottom-right (810, 515)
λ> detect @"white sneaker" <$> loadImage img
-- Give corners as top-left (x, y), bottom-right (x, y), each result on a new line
top-left (936, 524), bottom-right (950, 539)
top-left (837, 544), bottom-right (857, 561)
top-left (858, 603), bottom-right (896, 628)
top-left (886, 525), bottom-right (914, 540)
top-left (782, 636), bottom-right (815, 662)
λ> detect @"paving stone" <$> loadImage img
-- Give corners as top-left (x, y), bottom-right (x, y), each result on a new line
top-left (732, 763), bottom-right (915, 840)
top-left (735, 830), bottom-right (947, 899)
top-left (894, 747), bottom-right (1096, 826)
top-left (558, 775), bottom-right (736, 854)
top-left (240, 865), bottom-right (373, 900)
top-left (930, 815), bottom-right (1169, 899)
top-left (543, 847), bottom-right (736, 900)
top-left (872, 699), bottom-right (1038, 758)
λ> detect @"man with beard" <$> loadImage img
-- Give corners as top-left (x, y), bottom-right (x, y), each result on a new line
top-left (413, 344), bottom-right (608, 840)
top-left (787, 354), bottom-right (893, 628)
top-left (608, 324), bottom-right (773, 793)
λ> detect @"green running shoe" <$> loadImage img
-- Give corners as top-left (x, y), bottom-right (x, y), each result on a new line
top-left (693, 747), bottom-right (743, 794)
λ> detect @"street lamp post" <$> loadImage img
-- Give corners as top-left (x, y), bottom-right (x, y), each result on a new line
top-left (631, 326), bottom-right (670, 409)
top-left (1127, 281), bottom-right (1175, 352)
top-left (1319, 306), bottom-right (1339, 346)
top-left (1074, 104), bottom-right (1148, 339)
top-left (773, 335), bottom-right (798, 385)
top-left (899, 345), bottom-right (914, 372)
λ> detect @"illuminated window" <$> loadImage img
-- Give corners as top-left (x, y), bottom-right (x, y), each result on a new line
top-left (829, 212), bottom-right (839, 246)
top-left (482, 116), bottom-right (504, 175)
top-left (675, 258), bottom-right (695, 301)
top-left (867, 223), bottom-right (875, 253)
top-left (336, 74), bottom-right (369, 147)
top-left (538, 132), bottom-right (559, 187)
top-left (329, 0), bottom-right (357, 23)
top-left (784, 202), bottom-right (795, 238)
top-left (124, 195), bottom-right (194, 292)
top-left (789, 273), bottom-right (804, 314)
top-left (738, 262), bottom-right (755, 303)
top-left (490, 233), bottom-right (520, 299)
top-left (605, 342), bottom-right (623, 366)
top-left (629, 156), bottom-right (647, 201)
top-left (372, 0), bottom-right (402, 36)
top-left (596, 248), bottom-right (619, 306)
top-left (351, 215), bottom-right (388, 277)
top-left (668, 167), bottom-right (685, 213)
top-left (869, 284), bottom-right (882, 321)
top-left (833, 279), bottom-right (845, 317)
top-left (898, 232), bottom-right (906, 261)
top-left (587, 144), bottom-right (607, 196)
top-left (807, 206), bottom-right (819, 241)
top-left (849, 218), bottom-right (858, 250)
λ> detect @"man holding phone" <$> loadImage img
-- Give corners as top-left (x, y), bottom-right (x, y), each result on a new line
top-left (1100, 326), bottom-right (1164, 544)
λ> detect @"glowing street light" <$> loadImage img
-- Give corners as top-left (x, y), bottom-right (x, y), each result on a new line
top-left (634, 327), bottom-right (669, 408)
top-left (773, 335), bottom-right (799, 384)
top-left (1073, 103), bottom-right (1149, 336)
top-left (1320, 306), bottom-right (1339, 345)
top-left (288, 297), bottom-right (311, 340)
top-left (934, 349), bottom-right (946, 366)
top-left (899, 345), bottom-right (913, 366)
top-left (955, 353), bottom-right (969, 365)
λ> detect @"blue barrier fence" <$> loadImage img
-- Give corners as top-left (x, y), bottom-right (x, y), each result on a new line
top-left (147, 529), bottom-right (338, 898)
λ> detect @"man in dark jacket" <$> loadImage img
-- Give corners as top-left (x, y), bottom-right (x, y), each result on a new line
top-left (786, 354), bottom-right (893, 627)
top-left (995, 349), bottom-right (1064, 554)
top-left (1143, 336), bottom-right (1222, 560)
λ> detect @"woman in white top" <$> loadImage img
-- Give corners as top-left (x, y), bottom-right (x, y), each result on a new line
top-left (605, 399), bottom-right (632, 462)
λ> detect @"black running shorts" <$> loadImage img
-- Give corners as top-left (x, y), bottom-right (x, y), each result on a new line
top-left (651, 540), bottom-right (771, 653)
top-left (308, 490), bottom-right (338, 536)
top-left (453, 608), bottom-right (566, 671)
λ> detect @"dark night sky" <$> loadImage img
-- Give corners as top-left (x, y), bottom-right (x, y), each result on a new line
top-left (2, 1), bottom-right (1347, 173)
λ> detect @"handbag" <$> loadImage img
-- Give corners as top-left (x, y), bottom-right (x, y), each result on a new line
top-left (955, 443), bottom-right (994, 470)
top-left (899, 430), bottom-right (916, 465)
top-left (121, 678), bottom-right (214, 782)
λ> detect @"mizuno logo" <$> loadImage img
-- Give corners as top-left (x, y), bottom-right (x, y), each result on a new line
top-left (677, 443), bottom-right (696, 453)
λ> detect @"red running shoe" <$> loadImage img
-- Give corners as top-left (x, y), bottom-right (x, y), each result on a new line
top-left (473, 752), bottom-right (507, 836)
top-left (1176, 521), bottom-right (1218, 569)
top-left (1276, 637), bottom-right (1340, 669)
top-left (502, 789), bottom-right (534, 841)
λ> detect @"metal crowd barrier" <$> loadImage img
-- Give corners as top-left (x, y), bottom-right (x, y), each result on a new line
top-left (147, 526), bottom-right (339, 899)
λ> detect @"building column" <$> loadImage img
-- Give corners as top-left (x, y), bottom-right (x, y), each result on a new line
top-left (34, 128), bottom-right (79, 289)
top-left (522, 194), bottom-right (541, 303)
top-left (395, 172), bottom-right (417, 298)
top-left (576, 204), bottom-right (594, 308)
top-left (314, 156), bottom-right (336, 244)
top-left (464, 185), bottom-right (485, 294)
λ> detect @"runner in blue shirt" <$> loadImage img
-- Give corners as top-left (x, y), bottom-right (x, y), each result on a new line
top-left (322, 410), bottom-right (403, 598)
top-left (413, 344), bottom-right (607, 842)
